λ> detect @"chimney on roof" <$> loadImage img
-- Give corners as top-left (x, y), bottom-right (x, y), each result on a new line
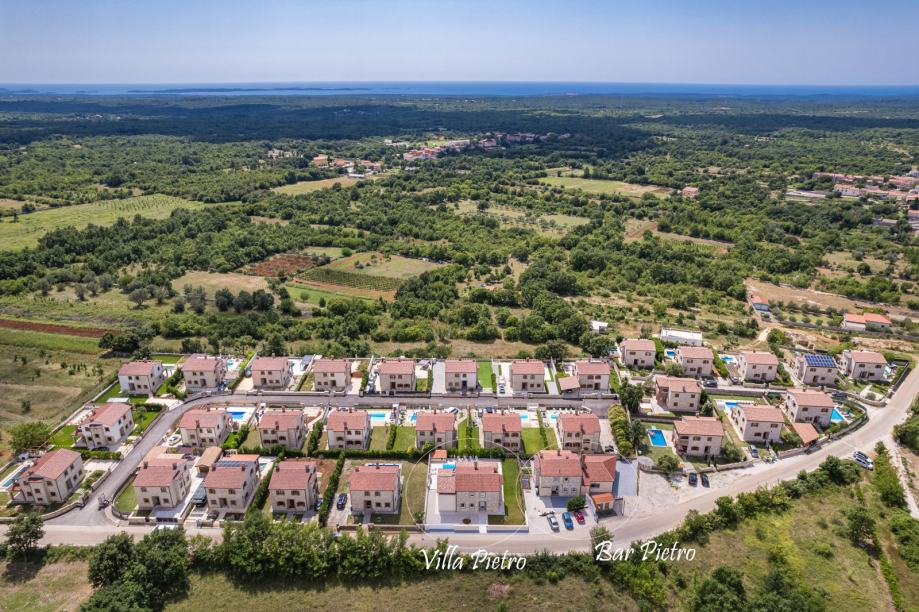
top-left (143, 461), bottom-right (148, 468)
top-left (474, 460), bottom-right (478, 470)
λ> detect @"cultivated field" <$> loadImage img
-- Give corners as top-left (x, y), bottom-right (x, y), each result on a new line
top-left (624, 219), bottom-right (732, 251)
top-left (322, 252), bottom-right (442, 279)
top-left (539, 175), bottom-right (670, 198)
top-left (272, 177), bottom-right (360, 195)
top-left (0, 195), bottom-right (210, 251)
top-left (242, 253), bottom-right (319, 277)
top-left (287, 280), bottom-right (393, 303)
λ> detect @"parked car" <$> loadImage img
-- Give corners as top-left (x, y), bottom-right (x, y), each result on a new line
top-left (336, 493), bottom-right (348, 510)
top-left (750, 446), bottom-right (759, 459)
top-left (702, 378), bottom-right (718, 388)
top-left (445, 406), bottom-right (458, 413)
top-left (547, 514), bottom-right (560, 531)
top-left (853, 451), bottom-right (874, 470)
top-left (700, 473), bottom-right (710, 487)
top-left (604, 445), bottom-right (616, 453)
top-left (562, 512), bottom-right (574, 530)
top-left (314, 498), bottom-right (322, 512)
top-left (574, 511), bottom-right (585, 525)
top-left (486, 406), bottom-right (494, 414)
top-left (688, 472), bottom-right (698, 486)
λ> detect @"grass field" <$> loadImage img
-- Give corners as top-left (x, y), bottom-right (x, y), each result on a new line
top-left (324, 252), bottom-right (442, 279)
top-left (0, 342), bottom-right (117, 426)
top-left (369, 426), bottom-right (389, 451)
top-left (488, 458), bottom-right (525, 525)
top-left (453, 200), bottom-right (589, 237)
top-left (0, 561), bottom-right (92, 612)
top-left (521, 427), bottom-right (558, 454)
top-left (172, 270), bottom-right (269, 296)
top-left (114, 479), bottom-right (136, 513)
top-left (286, 282), bottom-right (378, 305)
top-left (477, 360), bottom-right (494, 390)
top-left (50, 425), bottom-right (77, 448)
top-left (272, 177), bottom-right (360, 195)
top-left (0, 327), bottom-right (102, 354)
top-left (457, 419), bottom-right (480, 453)
top-left (390, 425), bottom-right (416, 452)
top-left (540, 175), bottom-right (669, 198)
top-left (0, 195), bottom-right (210, 251)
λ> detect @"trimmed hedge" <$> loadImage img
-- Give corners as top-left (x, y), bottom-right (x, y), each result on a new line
top-left (247, 461), bottom-right (275, 517)
top-left (318, 452), bottom-right (346, 527)
top-left (609, 405), bottom-right (633, 456)
top-left (305, 420), bottom-right (323, 456)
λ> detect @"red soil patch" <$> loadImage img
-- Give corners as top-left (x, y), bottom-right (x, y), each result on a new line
top-left (243, 253), bottom-right (319, 277)
top-left (0, 318), bottom-right (117, 338)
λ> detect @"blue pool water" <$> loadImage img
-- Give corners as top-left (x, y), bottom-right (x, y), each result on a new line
top-left (548, 414), bottom-right (558, 421)
top-left (647, 429), bottom-right (667, 447)
top-left (442, 463), bottom-right (456, 470)
top-left (410, 413), bottom-right (417, 423)
top-left (725, 401), bottom-right (739, 408)
top-left (369, 410), bottom-right (389, 423)
top-left (665, 349), bottom-right (676, 358)
top-left (720, 355), bottom-right (736, 364)
top-left (0, 464), bottom-right (28, 490)
top-left (831, 408), bottom-right (845, 423)
top-left (228, 410), bottom-right (248, 422)
top-left (519, 414), bottom-right (529, 421)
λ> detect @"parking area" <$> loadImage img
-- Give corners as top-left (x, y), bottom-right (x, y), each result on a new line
top-left (522, 489), bottom-right (597, 535)
top-left (430, 360), bottom-right (446, 394)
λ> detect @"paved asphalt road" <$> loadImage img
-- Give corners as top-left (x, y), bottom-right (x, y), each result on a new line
top-left (9, 369), bottom-right (918, 552)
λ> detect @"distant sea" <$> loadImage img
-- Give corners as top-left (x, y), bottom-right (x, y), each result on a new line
top-left (1, 82), bottom-right (918, 97)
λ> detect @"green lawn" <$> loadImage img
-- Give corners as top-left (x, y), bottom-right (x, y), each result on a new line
top-left (391, 426), bottom-right (416, 452)
top-left (151, 353), bottom-right (184, 365)
top-left (457, 420), bottom-right (480, 452)
top-left (369, 426), bottom-right (389, 451)
top-left (0, 328), bottom-right (101, 354)
top-left (132, 409), bottom-right (158, 434)
top-left (477, 360), bottom-right (494, 390)
top-left (521, 427), bottom-right (558, 454)
top-left (286, 283), bottom-right (375, 305)
top-left (50, 426), bottom-right (76, 448)
top-left (488, 458), bottom-right (525, 525)
top-left (114, 479), bottom-right (136, 513)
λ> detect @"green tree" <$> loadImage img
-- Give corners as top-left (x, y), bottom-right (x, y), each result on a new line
top-left (844, 506), bottom-right (876, 544)
top-left (566, 496), bottom-right (586, 511)
top-left (88, 533), bottom-right (135, 588)
top-left (9, 421), bottom-right (51, 453)
top-left (655, 453), bottom-right (680, 473)
top-left (5, 512), bottom-right (44, 558)
top-left (689, 566), bottom-right (746, 612)
top-left (619, 381), bottom-right (643, 415)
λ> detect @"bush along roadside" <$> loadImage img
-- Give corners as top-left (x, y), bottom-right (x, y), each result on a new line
top-left (246, 461), bottom-right (275, 517)
top-left (318, 452), bottom-right (346, 527)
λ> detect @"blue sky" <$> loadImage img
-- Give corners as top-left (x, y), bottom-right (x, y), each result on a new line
top-left (1, 0), bottom-right (917, 85)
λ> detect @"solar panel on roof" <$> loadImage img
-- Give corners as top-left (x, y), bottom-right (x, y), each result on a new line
top-left (804, 354), bottom-right (836, 368)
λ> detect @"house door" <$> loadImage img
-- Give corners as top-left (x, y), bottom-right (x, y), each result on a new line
top-left (479, 501), bottom-right (486, 511)
top-left (365, 500), bottom-right (372, 509)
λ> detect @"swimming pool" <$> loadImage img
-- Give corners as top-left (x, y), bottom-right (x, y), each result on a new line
top-left (0, 464), bottom-right (28, 491)
top-left (647, 429), bottom-right (668, 447)
top-left (228, 410), bottom-right (248, 422)
top-left (410, 413), bottom-right (417, 423)
top-left (441, 463), bottom-right (456, 470)
top-left (226, 358), bottom-right (243, 372)
top-left (368, 410), bottom-right (389, 424)
top-left (831, 407), bottom-right (845, 423)
top-left (519, 414), bottom-right (529, 421)
top-left (665, 349), bottom-right (676, 359)
top-left (720, 355), bottom-right (736, 364)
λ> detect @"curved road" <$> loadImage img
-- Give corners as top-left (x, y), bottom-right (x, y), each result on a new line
top-left (13, 368), bottom-right (919, 551)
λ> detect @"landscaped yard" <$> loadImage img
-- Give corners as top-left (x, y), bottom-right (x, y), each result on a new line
top-left (521, 427), bottom-right (558, 454)
top-left (341, 459), bottom-right (427, 526)
top-left (369, 426), bottom-right (389, 451)
top-left (49, 426), bottom-right (76, 448)
top-left (132, 409), bottom-right (158, 434)
top-left (114, 479), bottom-right (136, 513)
top-left (390, 425), bottom-right (416, 452)
top-left (457, 419), bottom-right (480, 452)
top-left (477, 360), bottom-right (494, 390)
top-left (488, 458), bottom-right (525, 525)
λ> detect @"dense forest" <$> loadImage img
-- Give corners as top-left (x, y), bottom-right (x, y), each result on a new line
top-left (0, 93), bottom-right (917, 357)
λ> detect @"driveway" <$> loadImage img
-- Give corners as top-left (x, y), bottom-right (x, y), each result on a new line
top-left (430, 360), bottom-right (446, 394)
top-left (614, 459), bottom-right (638, 497)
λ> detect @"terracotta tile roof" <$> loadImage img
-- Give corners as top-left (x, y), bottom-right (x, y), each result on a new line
top-left (198, 446), bottom-right (223, 469)
top-left (414, 412), bottom-right (456, 432)
top-left (349, 464), bottom-right (400, 491)
top-left (787, 389), bottom-right (834, 408)
top-left (620, 339), bottom-right (655, 352)
top-left (575, 360), bottom-right (610, 375)
top-left (558, 376), bottom-right (580, 391)
top-left (84, 402), bottom-right (132, 427)
top-left (118, 360), bottom-right (161, 376)
top-left (438, 463), bottom-right (502, 493)
top-left (846, 350), bottom-right (887, 365)
top-left (792, 422), bottom-right (820, 445)
top-left (251, 356), bottom-right (290, 371)
top-left (558, 413), bottom-right (601, 435)
top-left (444, 359), bottom-right (477, 374)
top-left (677, 346), bottom-right (713, 360)
top-left (135, 457), bottom-right (187, 487)
top-left (674, 416), bottom-right (724, 437)
top-left (21, 449), bottom-right (81, 481)
top-left (482, 412), bottom-right (521, 433)
top-left (750, 295), bottom-right (768, 305)
top-left (581, 455), bottom-right (616, 485)
top-left (179, 409), bottom-right (229, 429)
top-left (258, 410), bottom-right (303, 432)
top-left (511, 360), bottom-right (545, 375)
top-left (432, 449), bottom-right (448, 460)
top-left (181, 356), bottom-right (224, 373)
top-left (738, 404), bottom-right (784, 423)
top-left (740, 351), bottom-right (779, 366)
top-left (864, 313), bottom-right (892, 325)
top-left (326, 410), bottom-right (370, 431)
top-left (312, 358), bottom-right (351, 374)
top-left (534, 449), bottom-right (581, 477)
top-left (591, 492), bottom-right (615, 504)
top-left (377, 359), bottom-right (415, 375)
top-left (204, 458), bottom-right (258, 489)
top-left (655, 376), bottom-right (701, 394)
top-left (268, 460), bottom-right (316, 490)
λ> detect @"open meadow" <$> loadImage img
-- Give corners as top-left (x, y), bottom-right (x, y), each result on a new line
top-left (539, 175), bottom-right (670, 198)
top-left (0, 195), bottom-right (212, 251)
top-left (272, 177), bottom-right (360, 195)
